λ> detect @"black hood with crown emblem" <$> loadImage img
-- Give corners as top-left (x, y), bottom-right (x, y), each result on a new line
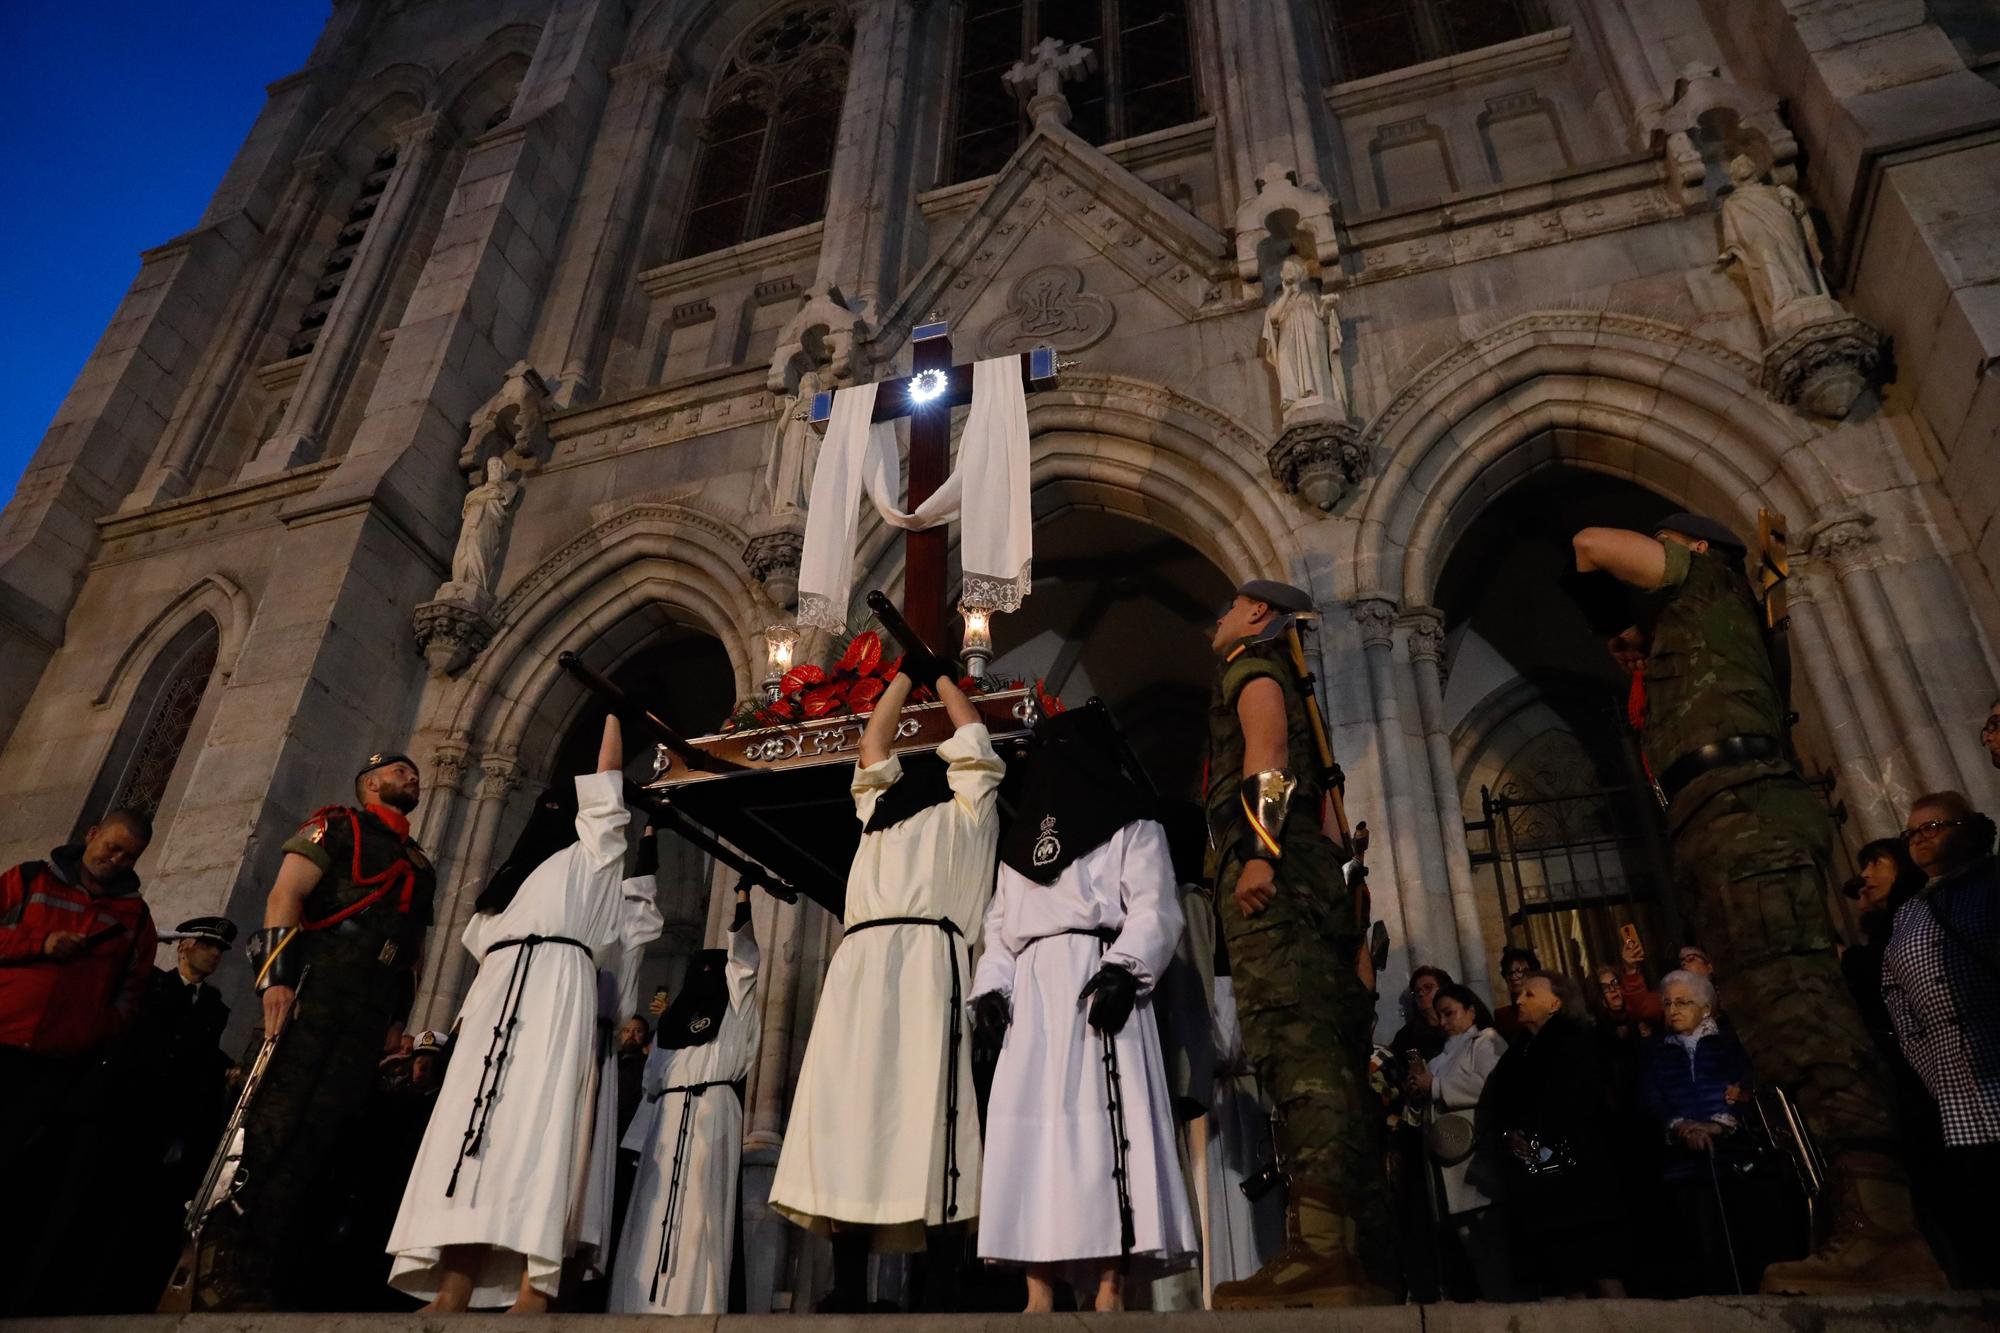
top-left (998, 702), bottom-right (1152, 885)
top-left (655, 948), bottom-right (730, 1049)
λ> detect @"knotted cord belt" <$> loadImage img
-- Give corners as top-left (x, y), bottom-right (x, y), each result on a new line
top-left (1031, 926), bottom-right (1137, 1263)
top-left (446, 934), bottom-right (594, 1198)
top-left (646, 1078), bottom-right (732, 1303)
top-left (843, 915), bottom-right (966, 1221)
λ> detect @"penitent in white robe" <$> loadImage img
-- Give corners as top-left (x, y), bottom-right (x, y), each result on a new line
top-left (608, 919), bottom-right (761, 1314)
top-left (971, 819), bottom-right (1198, 1274)
top-left (573, 874), bottom-right (665, 1280)
top-left (770, 722), bottom-right (1004, 1251)
top-left (385, 771), bottom-right (629, 1306)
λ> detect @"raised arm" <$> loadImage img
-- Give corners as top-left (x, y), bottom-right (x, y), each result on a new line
top-left (1572, 527), bottom-right (1669, 590)
top-left (936, 674), bottom-right (978, 729)
top-left (597, 712), bottom-right (623, 774)
top-left (860, 671), bottom-right (915, 766)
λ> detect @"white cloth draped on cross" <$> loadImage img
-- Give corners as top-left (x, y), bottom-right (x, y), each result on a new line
top-left (795, 356), bottom-right (1032, 633)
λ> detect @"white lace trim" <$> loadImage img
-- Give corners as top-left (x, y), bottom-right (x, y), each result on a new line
top-left (795, 591), bottom-right (848, 634)
top-left (961, 561), bottom-right (1031, 614)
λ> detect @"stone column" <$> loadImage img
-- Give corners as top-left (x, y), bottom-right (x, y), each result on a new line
top-left (812, 0), bottom-right (919, 322)
top-left (1353, 597), bottom-right (1461, 979)
top-left (1818, 520), bottom-right (1961, 796)
top-left (530, 50), bottom-right (683, 407)
top-left (125, 154), bottom-right (338, 510)
top-left (1208, 0), bottom-right (1331, 214)
top-left (1404, 609), bottom-right (1487, 994)
top-left (241, 112), bottom-right (452, 480)
top-left (414, 749), bottom-right (519, 1028)
top-left (1784, 566), bottom-right (1899, 839)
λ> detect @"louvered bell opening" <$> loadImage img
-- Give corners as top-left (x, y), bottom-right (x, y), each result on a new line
top-left (287, 331), bottom-right (320, 358)
top-left (348, 194), bottom-right (381, 224)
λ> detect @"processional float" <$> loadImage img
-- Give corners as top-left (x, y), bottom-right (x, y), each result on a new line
top-left (563, 323), bottom-right (1060, 915)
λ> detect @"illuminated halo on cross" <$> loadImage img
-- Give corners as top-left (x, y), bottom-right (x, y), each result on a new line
top-left (907, 368), bottom-right (950, 406)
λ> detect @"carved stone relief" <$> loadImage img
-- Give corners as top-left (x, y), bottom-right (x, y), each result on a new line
top-left (980, 264), bottom-right (1115, 356)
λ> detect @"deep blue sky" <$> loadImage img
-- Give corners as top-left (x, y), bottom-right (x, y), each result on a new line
top-left (0, 3), bottom-right (331, 507)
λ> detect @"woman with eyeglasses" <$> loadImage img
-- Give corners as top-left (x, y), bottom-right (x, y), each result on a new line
top-left (1636, 970), bottom-right (1764, 1293)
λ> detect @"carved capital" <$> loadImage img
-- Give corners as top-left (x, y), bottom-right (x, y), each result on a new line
top-left (431, 738), bottom-right (472, 792)
top-left (1268, 420), bottom-right (1370, 511)
top-left (413, 597), bottom-right (500, 678)
top-left (610, 49), bottom-right (683, 94)
top-left (743, 529), bottom-right (805, 610)
top-left (392, 111), bottom-right (452, 157)
top-left (1808, 513), bottom-right (1879, 573)
top-left (1352, 597), bottom-right (1398, 650)
top-left (476, 751), bottom-right (522, 802)
top-left (1761, 305), bottom-right (1885, 420)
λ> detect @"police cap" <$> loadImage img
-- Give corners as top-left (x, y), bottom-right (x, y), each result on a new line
top-left (1235, 579), bottom-right (1314, 614)
top-left (356, 751), bottom-right (418, 784)
top-left (1655, 512), bottom-right (1746, 553)
top-left (165, 916), bottom-right (237, 948)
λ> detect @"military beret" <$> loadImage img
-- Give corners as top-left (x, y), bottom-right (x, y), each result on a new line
top-left (1655, 512), bottom-right (1746, 553)
top-left (163, 916), bottom-right (236, 947)
top-left (356, 751), bottom-right (418, 783)
top-left (1236, 579), bottom-right (1314, 614)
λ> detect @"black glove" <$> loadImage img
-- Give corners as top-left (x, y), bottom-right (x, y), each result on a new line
top-left (730, 893), bottom-right (752, 933)
top-left (971, 991), bottom-right (1011, 1065)
top-left (1079, 964), bottom-right (1139, 1036)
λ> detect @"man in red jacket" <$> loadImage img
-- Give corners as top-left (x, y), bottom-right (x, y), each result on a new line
top-left (0, 808), bottom-right (157, 1315)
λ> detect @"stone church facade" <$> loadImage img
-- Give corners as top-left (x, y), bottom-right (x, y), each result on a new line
top-left (2, 0), bottom-right (1998, 1305)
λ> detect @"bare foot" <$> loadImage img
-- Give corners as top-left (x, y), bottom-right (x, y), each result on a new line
top-left (1024, 1270), bottom-right (1056, 1314)
top-left (506, 1290), bottom-right (550, 1315)
top-left (1094, 1268), bottom-right (1124, 1312)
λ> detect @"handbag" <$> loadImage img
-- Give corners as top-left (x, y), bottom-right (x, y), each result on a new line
top-left (1425, 1109), bottom-right (1477, 1166)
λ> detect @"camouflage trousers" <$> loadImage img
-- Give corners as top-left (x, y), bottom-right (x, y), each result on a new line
top-left (1217, 840), bottom-right (1394, 1284)
top-left (196, 962), bottom-right (400, 1309)
top-left (1670, 771), bottom-right (1897, 1149)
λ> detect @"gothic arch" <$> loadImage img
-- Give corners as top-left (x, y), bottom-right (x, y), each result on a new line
top-left (443, 503), bottom-right (764, 779)
top-left (92, 573), bottom-right (253, 709)
top-left (849, 373), bottom-right (1309, 613)
top-left (436, 24), bottom-right (543, 124)
top-left (299, 64), bottom-right (437, 162)
top-left (1352, 310), bottom-right (1844, 607)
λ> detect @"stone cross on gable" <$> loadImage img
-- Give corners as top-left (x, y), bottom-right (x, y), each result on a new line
top-left (1005, 36), bottom-right (1096, 128)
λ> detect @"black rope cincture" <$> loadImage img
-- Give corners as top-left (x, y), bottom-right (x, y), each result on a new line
top-left (843, 915), bottom-right (965, 1221)
top-left (647, 1081), bottom-right (725, 1303)
top-left (446, 934), bottom-right (593, 1199)
top-left (1089, 936), bottom-right (1137, 1267)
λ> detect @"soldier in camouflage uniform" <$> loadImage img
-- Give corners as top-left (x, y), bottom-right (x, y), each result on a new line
top-left (1575, 514), bottom-right (1944, 1293)
top-left (195, 752), bottom-right (437, 1311)
top-left (1203, 579), bottom-right (1393, 1308)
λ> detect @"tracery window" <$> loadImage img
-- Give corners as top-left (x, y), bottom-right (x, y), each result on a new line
top-left (77, 616), bottom-right (220, 837)
top-left (1324, 0), bottom-right (1547, 82)
top-left (947, 0), bottom-right (1200, 185)
top-left (676, 1), bottom-right (853, 259)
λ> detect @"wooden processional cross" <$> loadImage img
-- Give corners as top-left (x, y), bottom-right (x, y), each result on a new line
top-left (808, 321), bottom-right (1058, 648)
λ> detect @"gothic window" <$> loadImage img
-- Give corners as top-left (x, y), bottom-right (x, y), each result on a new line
top-left (676, 2), bottom-right (854, 259)
top-left (1324, 0), bottom-right (1547, 82)
top-left (288, 147), bottom-right (398, 358)
top-left (76, 616), bottom-right (220, 838)
top-left (947, 0), bottom-right (1200, 185)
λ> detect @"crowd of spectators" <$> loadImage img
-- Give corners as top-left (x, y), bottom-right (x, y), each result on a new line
top-left (1387, 713), bottom-right (2000, 1300)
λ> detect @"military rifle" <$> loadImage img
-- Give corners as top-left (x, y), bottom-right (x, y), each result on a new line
top-left (158, 967), bottom-right (311, 1313)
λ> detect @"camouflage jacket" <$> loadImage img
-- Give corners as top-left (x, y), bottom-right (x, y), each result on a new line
top-left (281, 806), bottom-right (437, 962)
top-left (1205, 635), bottom-right (1328, 874)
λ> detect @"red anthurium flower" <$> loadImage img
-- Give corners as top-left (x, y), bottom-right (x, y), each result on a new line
top-left (837, 631), bottom-right (882, 676)
top-left (781, 663), bottom-right (826, 695)
top-left (878, 653), bottom-right (903, 681)
top-left (849, 677), bottom-right (886, 711)
top-left (768, 699), bottom-right (795, 720)
top-left (802, 681), bottom-right (847, 717)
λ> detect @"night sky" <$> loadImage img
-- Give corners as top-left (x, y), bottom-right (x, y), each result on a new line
top-left (1, 3), bottom-right (329, 505)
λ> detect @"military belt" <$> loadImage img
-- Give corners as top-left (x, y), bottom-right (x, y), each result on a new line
top-left (1658, 733), bottom-right (1782, 804)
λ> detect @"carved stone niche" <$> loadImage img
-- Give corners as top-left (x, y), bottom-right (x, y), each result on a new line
top-left (1760, 298), bottom-right (1886, 420)
top-left (1268, 420), bottom-right (1370, 512)
top-left (413, 598), bottom-right (500, 678)
top-left (767, 281), bottom-right (871, 396)
top-left (743, 526), bottom-right (805, 611)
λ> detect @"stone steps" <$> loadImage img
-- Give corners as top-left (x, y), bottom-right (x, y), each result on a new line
top-left (8, 1293), bottom-right (1997, 1333)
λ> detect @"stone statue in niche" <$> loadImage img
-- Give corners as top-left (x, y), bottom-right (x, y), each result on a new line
top-left (1717, 155), bottom-right (1827, 333)
top-left (1260, 253), bottom-right (1345, 424)
top-left (1715, 154), bottom-right (1884, 419)
top-left (442, 456), bottom-right (521, 608)
top-left (766, 364), bottom-right (825, 516)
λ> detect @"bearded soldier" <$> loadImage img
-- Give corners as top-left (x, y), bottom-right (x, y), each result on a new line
top-left (1204, 580), bottom-right (1391, 1308)
top-left (1574, 514), bottom-right (1944, 1292)
top-left (195, 752), bottom-right (436, 1311)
